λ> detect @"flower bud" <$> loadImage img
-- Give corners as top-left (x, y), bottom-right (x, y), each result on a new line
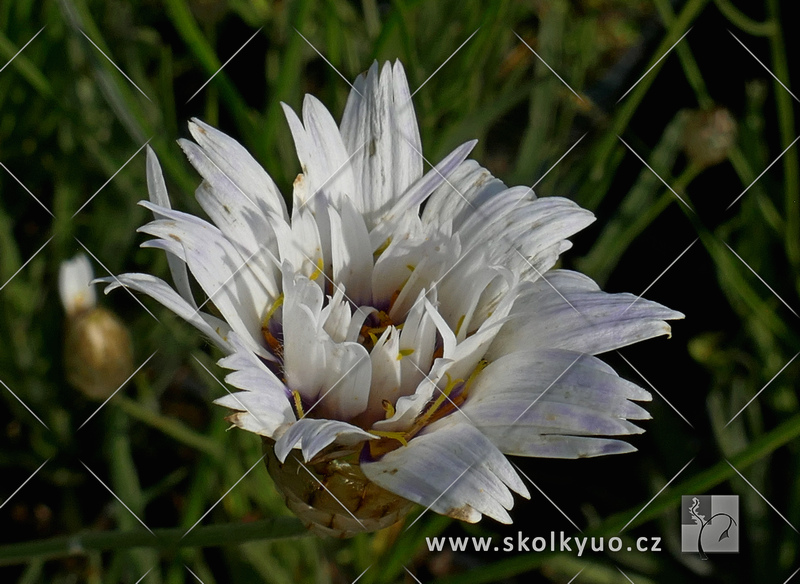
top-left (262, 438), bottom-right (414, 538)
top-left (59, 254), bottom-right (134, 400)
top-left (683, 107), bottom-right (737, 169)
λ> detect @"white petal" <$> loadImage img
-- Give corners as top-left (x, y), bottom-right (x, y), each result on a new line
top-left (301, 94), bottom-right (358, 208)
top-left (216, 391), bottom-right (292, 437)
top-left (397, 288), bottom-right (437, 396)
top-left (137, 204), bottom-right (273, 356)
top-left (328, 197), bottom-right (373, 305)
top-left (187, 118), bottom-right (288, 221)
top-left (313, 340), bottom-right (372, 421)
top-left (146, 146), bottom-right (196, 308)
top-left (59, 253), bottom-right (96, 316)
top-left (274, 203), bottom-right (324, 284)
top-left (422, 159), bottom-right (509, 232)
top-left (179, 139), bottom-right (281, 297)
top-left (365, 327), bottom-right (402, 422)
top-left (274, 418), bottom-right (375, 463)
top-left (320, 286), bottom-right (352, 343)
top-left (282, 267), bottom-right (327, 400)
top-left (99, 273), bottom-right (233, 353)
top-left (372, 357), bottom-right (453, 432)
top-left (362, 419), bottom-right (527, 524)
top-left (462, 197), bottom-right (595, 281)
top-left (487, 269), bottom-right (684, 358)
top-left (339, 61), bottom-right (423, 228)
top-left (462, 349), bottom-right (651, 458)
top-left (370, 139), bottom-right (477, 248)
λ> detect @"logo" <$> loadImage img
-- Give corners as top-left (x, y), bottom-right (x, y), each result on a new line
top-left (681, 495), bottom-right (739, 559)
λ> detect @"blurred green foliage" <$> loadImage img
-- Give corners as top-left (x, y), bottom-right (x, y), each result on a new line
top-left (1, 0), bottom-right (798, 583)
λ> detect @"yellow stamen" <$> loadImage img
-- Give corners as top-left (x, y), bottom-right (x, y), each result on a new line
top-left (382, 399), bottom-right (396, 418)
top-left (292, 390), bottom-right (305, 418)
top-left (397, 348), bottom-right (414, 360)
top-left (309, 257), bottom-right (325, 281)
top-left (454, 314), bottom-right (466, 337)
top-left (374, 237), bottom-right (392, 258)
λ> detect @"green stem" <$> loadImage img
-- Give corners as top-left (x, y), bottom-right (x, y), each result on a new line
top-left (115, 396), bottom-right (225, 461)
top-left (584, 0), bottom-right (709, 210)
top-left (714, 0), bottom-right (777, 36)
top-left (766, 0), bottom-right (800, 281)
top-left (0, 518), bottom-right (307, 566)
top-left (580, 162), bottom-right (698, 284)
top-left (653, 0), bottom-right (712, 107)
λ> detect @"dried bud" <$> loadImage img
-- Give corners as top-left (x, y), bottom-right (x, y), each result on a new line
top-left (683, 107), bottom-right (737, 169)
top-left (262, 438), bottom-right (414, 538)
top-left (59, 254), bottom-right (134, 400)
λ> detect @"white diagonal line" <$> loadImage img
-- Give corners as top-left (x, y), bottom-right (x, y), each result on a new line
top-left (512, 462), bottom-right (582, 532)
top-left (725, 351), bottom-right (799, 427)
top-left (193, 243), bottom-right (267, 315)
top-left (513, 31), bottom-right (584, 102)
top-left (295, 457), bottom-right (366, 528)
top-left (0, 26), bottom-right (46, 75)
top-left (726, 134), bottom-right (800, 211)
top-left (0, 162), bottom-right (54, 217)
top-left (404, 567), bottom-right (423, 584)
top-left (77, 351), bottom-right (158, 430)
top-left (80, 460), bottom-right (154, 534)
top-left (726, 459), bottom-right (799, 533)
top-left (294, 28), bottom-right (363, 97)
top-left (0, 458), bottom-right (50, 510)
top-left (0, 235), bottom-right (53, 292)
top-left (78, 29), bottom-right (151, 102)
top-left (192, 355), bottom-right (275, 430)
top-left (352, 565), bottom-right (371, 584)
top-left (396, 132), bottom-right (584, 319)
top-left (410, 27), bottom-right (481, 98)
top-left (185, 566), bottom-right (206, 584)
top-left (408, 360), bottom-right (474, 425)
top-left (729, 30), bottom-right (799, 103)
top-left (303, 355), bottom-right (369, 418)
top-left (404, 462), bottom-right (474, 531)
top-left (512, 248), bottom-right (583, 316)
top-left (616, 27), bottom-right (692, 103)
top-left (0, 377), bottom-right (50, 430)
top-left (529, 132), bottom-right (587, 190)
top-left (296, 142), bottom-right (367, 211)
top-left (783, 565), bottom-right (800, 584)
top-left (616, 351), bottom-right (694, 428)
top-left (512, 353), bottom-right (583, 425)
top-left (567, 569), bottom-right (584, 584)
top-left (133, 568), bottom-right (153, 584)
top-left (72, 138), bottom-right (152, 218)
top-left (182, 453), bottom-right (268, 538)
top-left (618, 457), bottom-right (694, 533)
top-left (622, 238), bottom-right (698, 314)
top-left (75, 238), bottom-right (160, 322)
top-left (618, 136), bottom-right (693, 211)
top-left (724, 242), bottom-right (799, 317)
top-left (186, 27), bottom-right (262, 104)
top-left (616, 566), bottom-right (637, 584)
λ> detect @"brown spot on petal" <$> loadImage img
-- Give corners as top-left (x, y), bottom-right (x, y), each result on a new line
top-left (445, 505), bottom-right (477, 522)
top-left (169, 234), bottom-right (182, 242)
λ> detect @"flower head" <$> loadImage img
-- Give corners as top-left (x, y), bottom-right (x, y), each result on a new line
top-left (105, 61), bottom-right (682, 536)
top-left (60, 254), bottom-right (134, 400)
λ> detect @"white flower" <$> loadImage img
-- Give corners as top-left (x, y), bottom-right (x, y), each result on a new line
top-left (105, 61), bottom-right (683, 536)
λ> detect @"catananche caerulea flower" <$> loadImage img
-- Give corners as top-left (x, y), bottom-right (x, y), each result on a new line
top-left (104, 61), bottom-right (682, 537)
